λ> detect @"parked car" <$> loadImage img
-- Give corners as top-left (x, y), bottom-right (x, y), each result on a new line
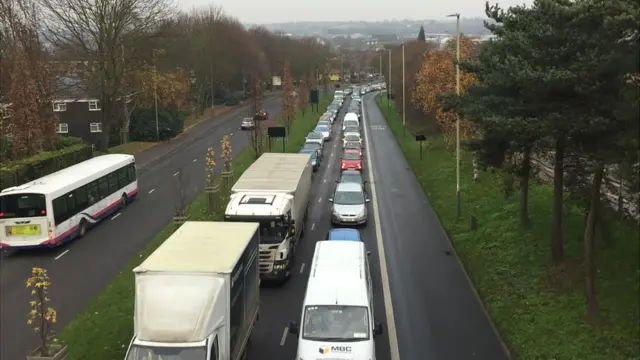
top-left (299, 148), bottom-right (321, 171)
top-left (305, 131), bottom-right (325, 150)
top-left (315, 125), bottom-right (331, 141)
top-left (343, 133), bottom-right (363, 148)
top-left (301, 142), bottom-right (324, 160)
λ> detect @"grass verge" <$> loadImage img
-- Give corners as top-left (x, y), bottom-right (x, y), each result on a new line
top-left (57, 95), bottom-right (332, 359)
top-left (374, 95), bottom-right (639, 360)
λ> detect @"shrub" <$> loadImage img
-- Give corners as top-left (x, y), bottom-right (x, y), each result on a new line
top-left (129, 107), bottom-right (185, 142)
top-left (0, 144), bottom-right (93, 190)
top-left (57, 136), bottom-right (84, 148)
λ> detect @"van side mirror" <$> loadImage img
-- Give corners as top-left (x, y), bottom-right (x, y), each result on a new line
top-left (373, 323), bottom-right (383, 336)
top-left (328, 198), bottom-right (334, 203)
top-left (289, 321), bottom-right (299, 335)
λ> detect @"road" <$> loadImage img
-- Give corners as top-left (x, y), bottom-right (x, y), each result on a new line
top-left (361, 93), bottom-right (510, 360)
top-left (247, 97), bottom-right (392, 359)
top-left (0, 96), bottom-right (282, 360)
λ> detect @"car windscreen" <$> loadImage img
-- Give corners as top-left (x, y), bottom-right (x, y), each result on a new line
top-left (343, 152), bottom-right (360, 160)
top-left (344, 120), bottom-right (358, 127)
top-left (345, 135), bottom-right (359, 142)
top-left (345, 142), bottom-right (361, 149)
top-left (307, 132), bottom-right (323, 139)
top-left (340, 172), bottom-right (363, 183)
top-left (316, 126), bottom-right (329, 132)
top-left (302, 305), bottom-right (370, 341)
top-left (0, 193), bottom-right (47, 218)
top-left (345, 127), bottom-right (359, 133)
top-left (302, 143), bottom-right (321, 151)
top-left (334, 190), bottom-right (364, 205)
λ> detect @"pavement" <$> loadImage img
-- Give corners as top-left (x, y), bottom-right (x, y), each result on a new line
top-left (0, 95), bottom-right (283, 360)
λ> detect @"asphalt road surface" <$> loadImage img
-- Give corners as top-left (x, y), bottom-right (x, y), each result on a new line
top-left (361, 93), bottom-right (511, 360)
top-left (247, 97), bottom-right (391, 360)
top-left (0, 96), bottom-right (282, 360)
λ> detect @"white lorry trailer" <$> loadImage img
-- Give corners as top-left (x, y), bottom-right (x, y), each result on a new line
top-left (124, 221), bottom-right (260, 360)
top-left (224, 153), bottom-right (312, 282)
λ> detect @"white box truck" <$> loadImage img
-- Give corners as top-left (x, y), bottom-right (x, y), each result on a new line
top-left (124, 221), bottom-right (260, 360)
top-left (224, 153), bottom-right (312, 282)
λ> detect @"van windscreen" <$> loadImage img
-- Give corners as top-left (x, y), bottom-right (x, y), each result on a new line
top-left (302, 305), bottom-right (370, 341)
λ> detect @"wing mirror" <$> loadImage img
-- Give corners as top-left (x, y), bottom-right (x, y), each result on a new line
top-left (373, 323), bottom-right (384, 336)
top-left (328, 198), bottom-right (334, 203)
top-left (289, 321), bottom-right (299, 335)
top-left (365, 198), bottom-right (371, 203)
top-left (367, 251), bottom-right (371, 256)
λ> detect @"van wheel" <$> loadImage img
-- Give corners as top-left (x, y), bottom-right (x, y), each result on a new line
top-left (78, 220), bottom-right (88, 238)
top-left (119, 194), bottom-right (127, 209)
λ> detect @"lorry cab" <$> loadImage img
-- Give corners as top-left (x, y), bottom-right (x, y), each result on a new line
top-left (289, 241), bottom-right (383, 360)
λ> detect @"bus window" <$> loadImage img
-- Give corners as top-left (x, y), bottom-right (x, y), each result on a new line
top-left (108, 173), bottom-right (118, 193)
top-left (127, 164), bottom-right (136, 182)
top-left (117, 168), bottom-right (127, 188)
top-left (75, 186), bottom-right (88, 210)
top-left (87, 181), bottom-right (99, 205)
top-left (0, 193), bottom-right (46, 219)
top-left (66, 193), bottom-right (76, 217)
top-left (98, 178), bottom-right (109, 199)
top-left (53, 196), bottom-right (68, 225)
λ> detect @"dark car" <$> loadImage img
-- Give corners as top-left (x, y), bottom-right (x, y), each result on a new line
top-left (299, 149), bottom-right (321, 171)
top-left (301, 143), bottom-right (323, 161)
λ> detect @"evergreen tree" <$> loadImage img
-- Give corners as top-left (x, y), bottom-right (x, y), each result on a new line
top-left (417, 26), bottom-right (426, 41)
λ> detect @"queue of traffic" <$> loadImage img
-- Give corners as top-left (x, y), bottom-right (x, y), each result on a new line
top-left (0, 83), bottom-right (386, 360)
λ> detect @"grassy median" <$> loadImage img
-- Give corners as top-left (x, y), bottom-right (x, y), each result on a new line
top-left (375, 95), bottom-right (639, 360)
top-left (58, 96), bottom-right (332, 360)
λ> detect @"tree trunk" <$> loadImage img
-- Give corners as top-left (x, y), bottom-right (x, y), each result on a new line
top-left (519, 146), bottom-right (532, 227)
top-left (584, 161), bottom-right (604, 322)
top-left (551, 138), bottom-right (565, 263)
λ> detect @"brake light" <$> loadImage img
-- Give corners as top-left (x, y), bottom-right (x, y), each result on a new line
top-left (41, 210), bottom-right (46, 215)
top-left (0, 212), bottom-right (3, 217)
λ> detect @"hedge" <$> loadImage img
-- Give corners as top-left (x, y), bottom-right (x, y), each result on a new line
top-left (128, 107), bottom-right (187, 142)
top-left (0, 142), bottom-right (93, 191)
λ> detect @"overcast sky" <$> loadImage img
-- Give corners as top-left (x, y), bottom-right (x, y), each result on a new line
top-left (178, 0), bottom-right (534, 24)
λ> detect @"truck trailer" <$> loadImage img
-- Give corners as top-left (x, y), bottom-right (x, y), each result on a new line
top-left (224, 153), bottom-right (312, 282)
top-left (125, 221), bottom-right (260, 360)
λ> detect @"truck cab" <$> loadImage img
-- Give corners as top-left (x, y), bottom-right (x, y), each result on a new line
top-left (225, 192), bottom-right (297, 280)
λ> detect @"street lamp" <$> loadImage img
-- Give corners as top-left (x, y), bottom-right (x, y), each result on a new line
top-left (401, 41), bottom-right (406, 135)
top-left (152, 49), bottom-right (164, 142)
top-left (447, 13), bottom-right (461, 218)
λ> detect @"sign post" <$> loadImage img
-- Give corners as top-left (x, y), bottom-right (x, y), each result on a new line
top-left (268, 126), bottom-right (287, 153)
top-left (415, 134), bottom-right (426, 160)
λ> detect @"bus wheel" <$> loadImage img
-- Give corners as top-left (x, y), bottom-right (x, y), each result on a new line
top-left (119, 194), bottom-right (127, 209)
top-left (78, 220), bottom-right (88, 238)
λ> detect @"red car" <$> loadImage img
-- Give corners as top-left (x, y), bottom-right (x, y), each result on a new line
top-left (340, 149), bottom-right (363, 172)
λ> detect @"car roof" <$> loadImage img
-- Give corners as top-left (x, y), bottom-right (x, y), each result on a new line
top-left (336, 182), bottom-right (363, 192)
top-left (341, 170), bottom-right (361, 176)
top-left (307, 131), bottom-right (322, 136)
top-left (328, 228), bottom-right (361, 241)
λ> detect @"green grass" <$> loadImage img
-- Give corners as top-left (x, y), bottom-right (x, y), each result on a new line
top-left (375, 95), bottom-right (640, 360)
top-left (57, 96), bottom-right (332, 360)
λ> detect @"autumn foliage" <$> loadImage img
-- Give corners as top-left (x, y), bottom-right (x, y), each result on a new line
top-left (281, 60), bottom-right (296, 132)
top-left (297, 79), bottom-right (310, 116)
top-left (26, 267), bottom-right (58, 356)
top-left (413, 37), bottom-right (478, 148)
top-left (131, 64), bottom-right (189, 109)
top-left (221, 135), bottom-right (232, 172)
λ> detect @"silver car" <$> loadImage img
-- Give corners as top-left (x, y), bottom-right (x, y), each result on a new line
top-left (329, 182), bottom-right (370, 225)
top-left (305, 132), bottom-right (325, 150)
top-left (241, 117), bottom-right (254, 130)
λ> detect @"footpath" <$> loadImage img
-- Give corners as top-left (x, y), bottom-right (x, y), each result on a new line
top-left (134, 92), bottom-right (281, 171)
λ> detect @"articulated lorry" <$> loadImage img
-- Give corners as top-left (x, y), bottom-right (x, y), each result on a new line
top-left (225, 153), bottom-right (312, 282)
top-left (125, 221), bottom-right (260, 360)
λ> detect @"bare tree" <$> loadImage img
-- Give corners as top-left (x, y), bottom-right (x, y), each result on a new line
top-left (38, 0), bottom-right (173, 150)
top-left (281, 60), bottom-right (296, 133)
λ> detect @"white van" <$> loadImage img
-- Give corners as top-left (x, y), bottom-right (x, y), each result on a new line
top-left (343, 112), bottom-right (360, 130)
top-left (289, 241), bottom-right (383, 360)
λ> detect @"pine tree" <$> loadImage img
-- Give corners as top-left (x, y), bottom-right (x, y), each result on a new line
top-left (417, 26), bottom-right (426, 41)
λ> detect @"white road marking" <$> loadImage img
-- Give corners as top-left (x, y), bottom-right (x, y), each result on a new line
top-left (328, 163), bottom-right (331, 168)
top-left (311, 223), bottom-right (315, 231)
top-left (54, 249), bottom-right (69, 260)
top-left (300, 263), bottom-right (306, 274)
top-left (323, 178), bottom-right (327, 183)
top-left (192, 158), bottom-right (197, 162)
top-left (279, 327), bottom-right (288, 346)
top-left (173, 171), bottom-right (179, 176)
top-left (318, 198), bottom-right (322, 203)
top-left (362, 94), bottom-right (400, 360)
top-left (111, 213), bottom-right (121, 220)
top-left (148, 188), bottom-right (155, 194)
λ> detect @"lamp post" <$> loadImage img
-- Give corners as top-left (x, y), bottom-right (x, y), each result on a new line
top-left (152, 49), bottom-right (161, 142)
top-left (447, 13), bottom-right (461, 219)
top-left (402, 42), bottom-right (406, 136)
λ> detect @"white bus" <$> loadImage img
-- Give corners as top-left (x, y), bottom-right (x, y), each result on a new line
top-left (0, 154), bottom-right (138, 249)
